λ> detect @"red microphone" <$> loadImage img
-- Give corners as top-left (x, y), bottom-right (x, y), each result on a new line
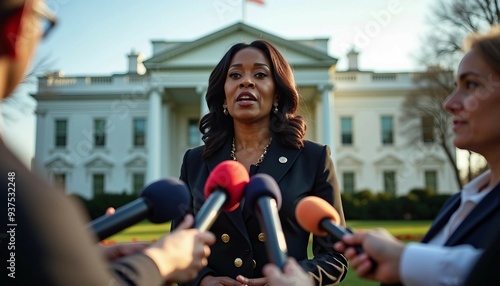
top-left (194, 160), bottom-right (249, 232)
top-left (296, 196), bottom-right (364, 254)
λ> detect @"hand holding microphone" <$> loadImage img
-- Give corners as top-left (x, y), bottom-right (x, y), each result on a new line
top-left (296, 196), bottom-right (377, 272)
top-left (90, 177), bottom-right (216, 283)
top-left (244, 173), bottom-right (288, 270)
top-left (295, 196), bottom-right (364, 254)
top-left (89, 178), bottom-right (190, 241)
top-left (194, 160), bottom-right (249, 232)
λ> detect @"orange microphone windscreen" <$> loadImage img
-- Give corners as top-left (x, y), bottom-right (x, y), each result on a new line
top-left (295, 196), bottom-right (340, 236)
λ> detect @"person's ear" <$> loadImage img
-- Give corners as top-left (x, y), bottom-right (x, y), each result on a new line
top-left (0, 5), bottom-right (25, 58)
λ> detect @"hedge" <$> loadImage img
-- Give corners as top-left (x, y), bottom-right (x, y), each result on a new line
top-left (342, 188), bottom-right (452, 220)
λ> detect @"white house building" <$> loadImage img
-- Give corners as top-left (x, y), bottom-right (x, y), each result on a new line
top-left (32, 22), bottom-right (458, 199)
top-left (333, 50), bottom-right (457, 195)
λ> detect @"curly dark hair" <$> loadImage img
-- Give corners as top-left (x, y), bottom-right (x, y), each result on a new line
top-left (200, 40), bottom-right (306, 159)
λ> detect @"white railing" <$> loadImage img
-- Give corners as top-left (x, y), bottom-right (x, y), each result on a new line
top-left (41, 75), bottom-right (149, 88)
top-left (372, 74), bottom-right (397, 81)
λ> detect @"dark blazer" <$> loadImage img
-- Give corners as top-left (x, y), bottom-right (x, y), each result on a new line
top-left (174, 139), bottom-right (348, 286)
top-left (421, 183), bottom-right (500, 248)
top-left (0, 140), bottom-right (163, 286)
top-left (383, 181), bottom-right (500, 286)
top-left (464, 212), bottom-right (500, 286)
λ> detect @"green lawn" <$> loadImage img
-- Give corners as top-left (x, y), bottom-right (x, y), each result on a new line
top-left (103, 220), bottom-right (431, 285)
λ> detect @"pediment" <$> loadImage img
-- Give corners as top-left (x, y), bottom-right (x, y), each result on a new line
top-left (374, 154), bottom-right (404, 166)
top-left (44, 155), bottom-right (74, 169)
top-left (415, 154), bottom-right (445, 165)
top-left (123, 154), bottom-right (147, 168)
top-left (144, 22), bottom-right (337, 69)
top-left (337, 154), bottom-right (363, 167)
top-left (84, 154), bottom-right (114, 169)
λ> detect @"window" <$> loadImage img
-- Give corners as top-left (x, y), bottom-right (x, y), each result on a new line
top-left (188, 118), bottom-right (200, 146)
top-left (342, 172), bottom-right (355, 194)
top-left (383, 171), bottom-right (396, 195)
top-left (425, 170), bottom-right (438, 192)
top-left (340, 117), bottom-right (353, 145)
top-left (55, 119), bottom-right (67, 147)
top-left (53, 173), bottom-right (66, 190)
top-left (93, 173), bottom-right (105, 196)
top-left (381, 116), bottom-right (394, 145)
top-left (132, 173), bottom-right (145, 195)
top-left (422, 115), bottom-right (434, 143)
top-left (94, 119), bottom-right (106, 147)
top-left (133, 118), bottom-right (146, 147)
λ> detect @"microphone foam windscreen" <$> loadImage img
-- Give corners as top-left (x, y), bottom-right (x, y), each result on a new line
top-left (244, 173), bottom-right (282, 210)
top-left (295, 196), bottom-right (340, 236)
top-left (140, 178), bottom-right (190, 223)
top-left (204, 160), bottom-right (250, 212)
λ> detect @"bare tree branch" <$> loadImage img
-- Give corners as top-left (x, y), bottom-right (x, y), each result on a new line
top-left (427, 0), bottom-right (499, 56)
top-left (2, 53), bottom-right (55, 123)
top-left (404, 0), bottom-right (498, 187)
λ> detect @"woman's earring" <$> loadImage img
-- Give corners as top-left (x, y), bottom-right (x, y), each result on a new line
top-left (223, 104), bottom-right (229, 115)
top-left (273, 102), bottom-right (278, 114)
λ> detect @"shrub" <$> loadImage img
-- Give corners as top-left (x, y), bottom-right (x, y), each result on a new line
top-left (75, 193), bottom-right (137, 220)
top-left (341, 189), bottom-right (452, 220)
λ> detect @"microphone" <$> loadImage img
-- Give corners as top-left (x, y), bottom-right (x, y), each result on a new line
top-left (295, 196), bottom-right (364, 255)
top-left (89, 178), bottom-right (190, 241)
top-left (244, 173), bottom-right (287, 270)
top-left (194, 160), bottom-right (249, 232)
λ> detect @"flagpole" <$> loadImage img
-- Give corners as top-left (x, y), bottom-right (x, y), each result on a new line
top-left (242, 0), bottom-right (246, 23)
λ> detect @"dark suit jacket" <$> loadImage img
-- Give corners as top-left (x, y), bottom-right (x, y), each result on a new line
top-left (174, 139), bottom-right (348, 285)
top-left (383, 181), bottom-right (500, 286)
top-left (421, 183), bottom-right (500, 248)
top-left (464, 212), bottom-right (500, 286)
top-left (0, 139), bottom-right (163, 285)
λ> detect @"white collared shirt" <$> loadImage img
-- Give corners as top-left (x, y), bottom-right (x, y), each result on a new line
top-left (400, 170), bottom-right (492, 286)
top-left (429, 170), bottom-right (494, 245)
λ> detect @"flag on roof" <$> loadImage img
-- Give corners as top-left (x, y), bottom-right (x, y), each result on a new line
top-left (247, 0), bottom-right (265, 5)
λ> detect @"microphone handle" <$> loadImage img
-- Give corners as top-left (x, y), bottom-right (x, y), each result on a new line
top-left (255, 197), bottom-right (288, 270)
top-left (319, 218), bottom-right (364, 254)
top-left (194, 191), bottom-right (227, 232)
top-left (90, 198), bottom-right (150, 241)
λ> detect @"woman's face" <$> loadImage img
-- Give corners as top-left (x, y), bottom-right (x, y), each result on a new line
top-left (224, 47), bottom-right (276, 125)
top-left (443, 48), bottom-right (500, 156)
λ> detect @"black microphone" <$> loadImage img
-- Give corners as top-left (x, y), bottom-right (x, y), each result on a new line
top-left (194, 160), bottom-right (249, 232)
top-left (244, 173), bottom-right (287, 270)
top-left (89, 178), bottom-right (190, 241)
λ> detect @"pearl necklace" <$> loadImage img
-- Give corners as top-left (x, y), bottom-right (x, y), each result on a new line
top-left (231, 137), bottom-right (272, 166)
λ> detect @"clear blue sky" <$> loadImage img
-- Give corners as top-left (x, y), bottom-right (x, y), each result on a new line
top-left (3, 0), bottom-right (437, 165)
top-left (35, 0), bottom-right (435, 75)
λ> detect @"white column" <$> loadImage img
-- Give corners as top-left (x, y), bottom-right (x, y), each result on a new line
top-left (34, 109), bottom-right (47, 174)
top-left (197, 85), bottom-right (208, 118)
top-left (147, 88), bottom-right (162, 183)
top-left (197, 85), bottom-right (208, 145)
top-left (319, 83), bottom-right (336, 163)
top-left (161, 103), bottom-right (171, 177)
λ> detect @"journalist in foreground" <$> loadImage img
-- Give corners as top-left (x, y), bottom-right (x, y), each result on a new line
top-left (334, 26), bottom-right (500, 286)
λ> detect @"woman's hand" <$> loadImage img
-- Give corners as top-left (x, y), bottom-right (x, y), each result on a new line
top-left (236, 275), bottom-right (268, 286)
top-left (144, 214), bottom-right (216, 283)
top-left (99, 242), bottom-right (150, 261)
top-left (262, 258), bottom-right (313, 286)
top-left (200, 275), bottom-right (245, 286)
top-left (333, 228), bottom-right (405, 283)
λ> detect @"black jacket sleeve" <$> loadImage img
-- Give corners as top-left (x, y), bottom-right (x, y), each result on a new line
top-left (295, 144), bottom-right (348, 285)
